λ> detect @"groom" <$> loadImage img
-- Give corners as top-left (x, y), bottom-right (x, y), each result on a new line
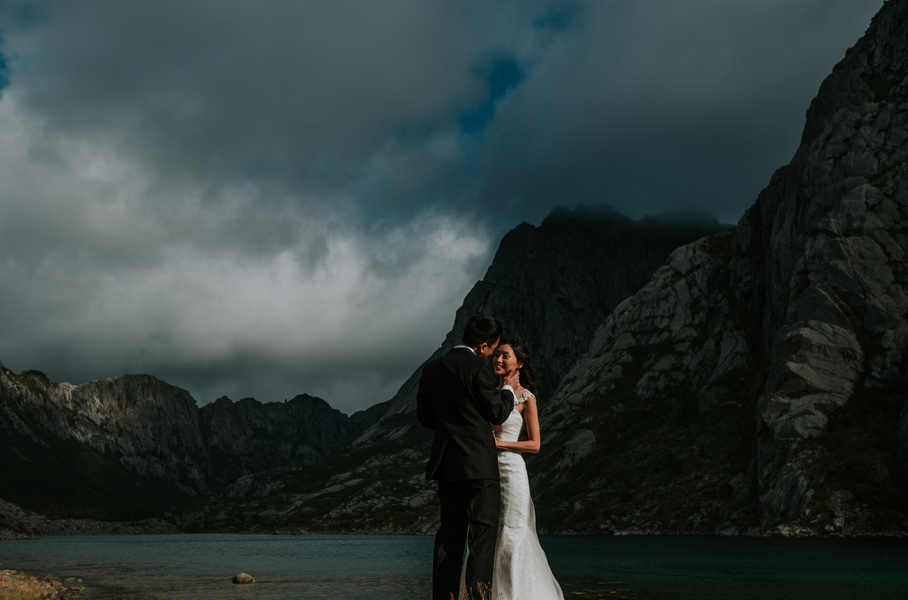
top-left (417, 314), bottom-right (516, 600)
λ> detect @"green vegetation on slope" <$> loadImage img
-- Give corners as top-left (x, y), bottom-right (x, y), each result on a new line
top-left (0, 410), bottom-right (189, 521)
top-left (800, 381), bottom-right (908, 528)
top-left (532, 351), bottom-right (764, 534)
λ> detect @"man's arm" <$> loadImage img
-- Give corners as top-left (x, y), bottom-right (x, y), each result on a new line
top-left (416, 366), bottom-right (435, 430)
top-left (474, 360), bottom-right (514, 425)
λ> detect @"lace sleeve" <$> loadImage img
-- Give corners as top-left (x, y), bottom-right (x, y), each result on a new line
top-left (514, 389), bottom-right (534, 405)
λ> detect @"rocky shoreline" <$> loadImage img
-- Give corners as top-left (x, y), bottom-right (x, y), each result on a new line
top-left (0, 566), bottom-right (85, 600)
top-left (3, 495), bottom-right (907, 539)
top-left (4, 500), bottom-right (908, 540)
top-left (0, 498), bottom-right (178, 538)
top-left (5, 520), bottom-right (908, 540)
top-left (0, 531), bottom-right (37, 541)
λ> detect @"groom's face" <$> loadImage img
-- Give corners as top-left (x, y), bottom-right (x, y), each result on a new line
top-left (477, 337), bottom-right (500, 358)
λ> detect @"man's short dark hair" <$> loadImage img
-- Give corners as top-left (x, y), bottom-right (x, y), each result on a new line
top-left (462, 314), bottom-right (503, 348)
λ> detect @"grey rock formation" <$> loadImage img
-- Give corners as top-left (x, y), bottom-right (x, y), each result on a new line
top-left (744, 0), bottom-right (908, 526)
top-left (900, 401), bottom-right (908, 475)
top-left (549, 232), bottom-right (752, 420)
top-left (0, 365), bottom-right (210, 498)
top-left (524, 231), bottom-right (764, 533)
top-left (359, 206), bottom-right (728, 441)
top-left (557, 429), bottom-right (597, 469)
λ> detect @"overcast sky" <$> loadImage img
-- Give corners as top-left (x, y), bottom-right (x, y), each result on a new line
top-left (0, 0), bottom-right (883, 414)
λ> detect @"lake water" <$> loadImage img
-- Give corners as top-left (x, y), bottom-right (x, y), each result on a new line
top-left (2, 534), bottom-right (907, 599)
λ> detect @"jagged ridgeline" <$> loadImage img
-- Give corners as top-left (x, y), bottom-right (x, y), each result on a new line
top-left (0, 366), bottom-right (383, 520)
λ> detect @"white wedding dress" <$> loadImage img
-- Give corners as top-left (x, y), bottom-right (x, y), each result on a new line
top-left (492, 389), bottom-right (564, 600)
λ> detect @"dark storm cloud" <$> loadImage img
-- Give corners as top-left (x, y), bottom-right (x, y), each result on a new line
top-left (476, 0), bottom-right (884, 224)
top-left (0, 0), bottom-right (884, 412)
top-left (3, 0), bottom-right (549, 219)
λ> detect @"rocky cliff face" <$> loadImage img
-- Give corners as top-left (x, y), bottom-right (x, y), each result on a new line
top-left (528, 232), bottom-right (764, 534)
top-left (0, 363), bottom-right (379, 517)
top-left (360, 207), bottom-right (728, 437)
top-left (531, 0), bottom-right (908, 535)
top-left (0, 366), bottom-right (209, 507)
top-left (745, 0), bottom-right (908, 529)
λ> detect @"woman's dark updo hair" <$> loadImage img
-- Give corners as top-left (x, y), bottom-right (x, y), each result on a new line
top-left (502, 335), bottom-right (538, 394)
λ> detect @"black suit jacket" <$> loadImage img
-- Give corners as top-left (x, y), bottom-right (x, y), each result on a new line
top-left (416, 348), bottom-right (514, 482)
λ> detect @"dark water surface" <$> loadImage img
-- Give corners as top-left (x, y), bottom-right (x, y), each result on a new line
top-left (2, 534), bottom-right (907, 599)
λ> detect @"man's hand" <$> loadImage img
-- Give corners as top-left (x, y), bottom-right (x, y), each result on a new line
top-left (503, 369), bottom-right (520, 390)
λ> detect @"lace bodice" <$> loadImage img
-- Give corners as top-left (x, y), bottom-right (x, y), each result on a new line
top-left (496, 389), bottom-right (533, 443)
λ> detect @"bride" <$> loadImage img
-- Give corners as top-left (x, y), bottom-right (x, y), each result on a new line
top-left (491, 336), bottom-right (564, 600)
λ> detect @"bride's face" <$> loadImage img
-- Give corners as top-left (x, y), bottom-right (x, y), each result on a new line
top-left (493, 344), bottom-right (522, 375)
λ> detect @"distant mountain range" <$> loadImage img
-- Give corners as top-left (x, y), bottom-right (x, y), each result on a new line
top-left (3, 0), bottom-right (908, 539)
top-left (0, 205), bottom-right (727, 530)
top-left (0, 369), bottom-right (382, 520)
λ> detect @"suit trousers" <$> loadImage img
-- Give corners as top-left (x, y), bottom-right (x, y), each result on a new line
top-left (433, 478), bottom-right (501, 600)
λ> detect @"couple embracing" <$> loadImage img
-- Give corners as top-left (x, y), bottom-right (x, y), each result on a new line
top-left (417, 314), bottom-right (563, 600)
